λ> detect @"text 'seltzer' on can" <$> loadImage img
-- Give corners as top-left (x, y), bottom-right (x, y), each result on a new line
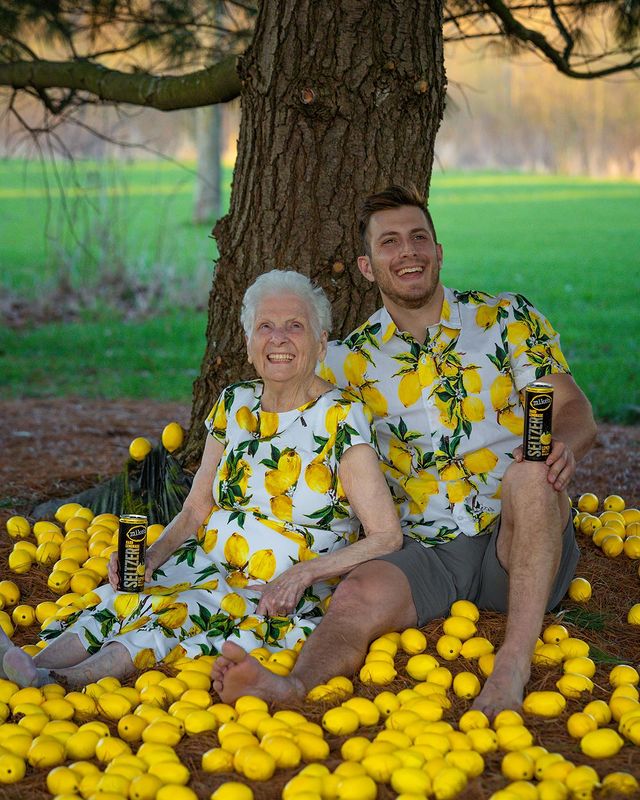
top-left (523, 381), bottom-right (554, 462)
top-left (117, 514), bottom-right (147, 592)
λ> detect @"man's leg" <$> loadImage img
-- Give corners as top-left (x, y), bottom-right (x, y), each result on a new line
top-left (473, 459), bottom-right (570, 717)
top-left (212, 559), bottom-right (417, 704)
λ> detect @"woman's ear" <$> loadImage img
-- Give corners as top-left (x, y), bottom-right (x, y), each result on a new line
top-left (245, 335), bottom-right (252, 364)
top-left (318, 330), bottom-right (328, 363)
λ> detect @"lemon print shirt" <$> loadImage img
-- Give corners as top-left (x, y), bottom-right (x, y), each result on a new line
top-left (322, 287), bottom-right (570, 545)
top-left (42, 381), bottom-right (375, 664)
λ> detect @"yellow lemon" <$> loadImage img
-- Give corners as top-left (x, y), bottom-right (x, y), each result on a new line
top-left (390, 765), bottom-right (431, 795)
top-left (400, 627), bottom-right (427, 654)
top-left (97, 692), bottom-right (133, 720)
top-left (532, 643), bottom-right (563, 667)
top-left (117, 714), bottom-right (148, 742)
top-left (64, 729), bottom-right (100, 759)
top-left (27, 734), bottom-right (66, 767)
top-left (0, 752), bottom-right (26, 784)
top-left (563, 656), bottom-right (596, 678)
top-left (406, 653), bottom-right (439, 681)
top-left (478, 653), bottom-right (495, 677)
top-left (450, 599), bottom-right (480, 622)
top-left (322, 706), bottom-right (360, 736)
top-left (466, 728), bottom-right (498, 754)
top-left (94, 735), bottom-right (132, 762)
top-left (600, 772), bottom-right (639, 795)
top-left (623, 536), bottom-right (640, 558)
top-left (609, 664), bottom-right (639, 686)
top-left (184, 710), bottom-right (218, 735)
top-left (5, 516), bottom-right (31, 539)
top-left (234, 745), bottom-right (276, 781)
top-left (201, 747), bottom-right (234, 773)
top-left (293, 730), bottom-right (330, 761)
top-left (8, 548), bottom-right (32, 575)
top-left (583, 699), bottom-right (611, 725)
top-left (161, 422), bottom-right (184, 452)
top-left (628, 603), bottom-right (640, 624)
top-left (129, 436), bottom-right (152, 461)
top-left (460, 636), bottom-right (494, 659)
top-left (556, 673), bottom-right (593, 699)
top-left (542, 624), bottom-right (569, 644)
top-left (148, 760), bottom-right (191, 785)
top-left (580, 728), bottom-right (624, 758)
top-left (431, 765), bottom-right (468, 800)
top-left (46, 764), bottom-right (80, 794)
top-left (11, 604), bottom-right (35, 627)
top-left (601, 533), bottom-right (624, 557)
top-left (566, 712), bottom-right (598, 739)
top-left (342, 697), bottom-right (380, 727)
top-left (558, 636), bottom-right (590, 658)
top-left (577, 493), bottom-right (599, 513)
top-left (522, 691), bottom-right (567, 717)
top-left (156, 787), bottom-right (198, 800)
top-left (443, 616), bottom-right (477, 641)
top-left (452, 672), bottom-right (481, 700)
top-left (495, 725), bottom-right (534, 751)
top-left (210, 782), bottom-right (254, 800)
top-left (603, 494), bottom-right (625, 512)
top-left (568, 577), bottom-right (592, 602)
top-left (436, 634), bottom-right (462, 661)
top-left (0, 581), bottom-right (20, 606)
top-left (359, 660), bottom-right (397, 685)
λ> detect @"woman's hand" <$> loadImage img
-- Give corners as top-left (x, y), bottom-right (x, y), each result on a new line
top-left (107, 547), bottom-right (166, 591)
top-left (249, 563), bottom-right (311, 617)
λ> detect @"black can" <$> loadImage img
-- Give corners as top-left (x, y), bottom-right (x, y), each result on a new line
top-left (117, 514), bottom-right (147, 591)
top-left (523, 382), bottom-right (554, 461)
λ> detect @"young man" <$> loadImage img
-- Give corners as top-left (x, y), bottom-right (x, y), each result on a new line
top-left (212, 185), bottom-right (596, 716)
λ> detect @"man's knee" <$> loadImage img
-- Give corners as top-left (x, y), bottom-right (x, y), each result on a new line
top-left (502, 459), bottom-right (567, 515)
top-left (329, 560), bottom-right (416, 629)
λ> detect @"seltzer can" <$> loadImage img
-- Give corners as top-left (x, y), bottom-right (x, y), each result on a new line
top-left (117, 514), bottom-right (147, 592)
top-left (523, 381), bottom-right (554, 461)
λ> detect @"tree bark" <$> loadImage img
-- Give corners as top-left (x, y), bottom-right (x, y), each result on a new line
top-left (183, 0), bottom-right (446, 466)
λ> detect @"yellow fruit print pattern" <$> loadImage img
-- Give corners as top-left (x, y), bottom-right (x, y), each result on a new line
top-left (323, 287), bottom-right (571, 544)
top-left (42, 380), bottom-right (375, 661)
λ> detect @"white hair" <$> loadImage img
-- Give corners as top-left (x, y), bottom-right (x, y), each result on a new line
top-left (241, 270), bottom-right (332, 340)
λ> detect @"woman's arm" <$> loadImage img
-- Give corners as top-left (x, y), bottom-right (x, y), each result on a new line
top-left (252, 443), bottom-right (402, 615)
top-left (108, 435), bottom-right (224, 588)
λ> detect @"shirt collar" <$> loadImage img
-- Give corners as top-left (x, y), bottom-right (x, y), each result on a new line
top-left (379, 285), bottom-right (462, 343)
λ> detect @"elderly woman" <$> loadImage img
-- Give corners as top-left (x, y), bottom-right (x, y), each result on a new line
top-left (1, 270), bottom-right (402, 690)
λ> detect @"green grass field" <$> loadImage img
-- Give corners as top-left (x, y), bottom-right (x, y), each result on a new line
top-left (1, 161), bottom-right (638, 421)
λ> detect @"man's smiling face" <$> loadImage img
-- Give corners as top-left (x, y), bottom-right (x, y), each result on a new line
top-left (358, 205), bottom-right (443, 311)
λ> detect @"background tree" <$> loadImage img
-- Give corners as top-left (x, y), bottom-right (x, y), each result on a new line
top-left (1, 0), bottom-right (638, 467)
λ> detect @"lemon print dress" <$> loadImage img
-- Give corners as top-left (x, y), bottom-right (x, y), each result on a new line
top-left (41, 382), bottom-right (374, 667)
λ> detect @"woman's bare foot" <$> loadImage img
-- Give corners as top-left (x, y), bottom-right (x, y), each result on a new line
top-left (212, 641), bottom-right (305, 705)
top-left (3, 646), bottom-right (38, 687)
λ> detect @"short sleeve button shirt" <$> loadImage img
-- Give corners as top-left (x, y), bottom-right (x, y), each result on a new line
top-left (322, 286), bottom-right (570, 545)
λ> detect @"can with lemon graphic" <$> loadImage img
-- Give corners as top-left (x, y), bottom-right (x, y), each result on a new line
top-left (523, 382), bottom-right (554, 461)
top-left (117, 514), bottom-right (147, 591)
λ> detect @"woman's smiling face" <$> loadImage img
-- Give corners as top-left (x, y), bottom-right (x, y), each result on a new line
top-left (247, 292), bottom-right (327, 385)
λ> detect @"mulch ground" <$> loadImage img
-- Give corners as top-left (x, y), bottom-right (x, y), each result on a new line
top-left (0, 399), bottom-right (638, 799)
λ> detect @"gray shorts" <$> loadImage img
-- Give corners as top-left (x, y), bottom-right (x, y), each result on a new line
top-left (377, 514), bottom-right (579, 627)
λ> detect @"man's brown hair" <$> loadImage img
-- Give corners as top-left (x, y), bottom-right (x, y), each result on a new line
top-left (357, 184), bottom-right (437, 256)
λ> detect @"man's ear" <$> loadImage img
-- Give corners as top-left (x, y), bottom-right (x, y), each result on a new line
top-left (357, 255), bottom-right (375, 283)
top-left (436, 242), bottom-right (443, 267)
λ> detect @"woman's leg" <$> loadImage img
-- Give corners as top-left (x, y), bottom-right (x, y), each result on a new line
top-left (49, 642), bottom-right (134, 690)
top-left (2, 631), bottom-right (91, 687)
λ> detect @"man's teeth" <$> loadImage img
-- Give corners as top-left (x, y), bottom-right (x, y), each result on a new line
top-left (398, 267), bottom-right (422, 276)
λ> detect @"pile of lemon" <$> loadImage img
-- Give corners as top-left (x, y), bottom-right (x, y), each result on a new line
top-left (0, 487), bottom-right (638, 799)
top-left (572, 493), bottom-right (640, 625)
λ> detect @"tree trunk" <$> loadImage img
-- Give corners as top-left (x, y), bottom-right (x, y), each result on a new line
top-left (183, 0), bottom-right (445, 466)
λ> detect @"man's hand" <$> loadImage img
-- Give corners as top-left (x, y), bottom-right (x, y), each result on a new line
top-left (512, 439), bottom-right (576, 492)
top-left (248, 563), bottom-right (311, 617)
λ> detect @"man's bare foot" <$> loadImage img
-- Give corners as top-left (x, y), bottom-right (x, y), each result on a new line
top-left (472, 655), bottom-right (530, 720)
top-left (212, 641), bottom-right (306, 705)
